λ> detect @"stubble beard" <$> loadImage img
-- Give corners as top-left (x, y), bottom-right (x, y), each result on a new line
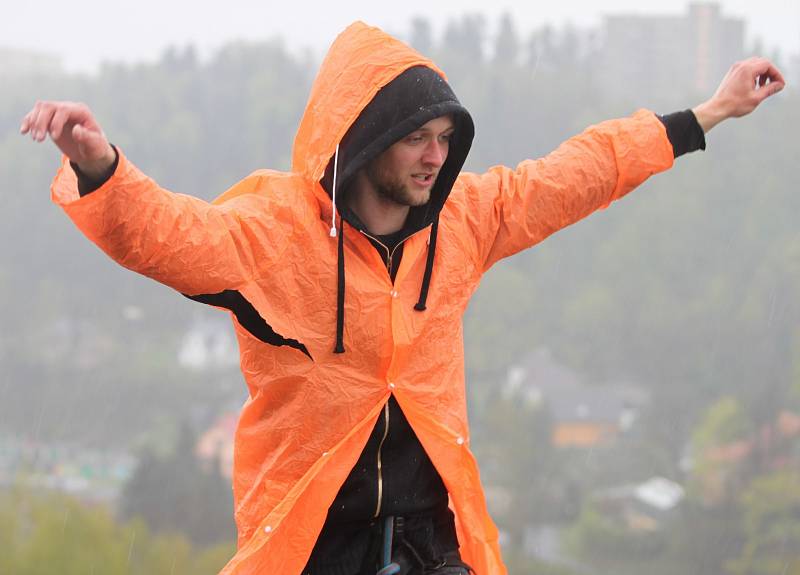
top-left (365, 162), bottom-right (431, 207)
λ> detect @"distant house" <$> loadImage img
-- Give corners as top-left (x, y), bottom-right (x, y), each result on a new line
top-left (195, 412), bottom-right (237, 479)
top-left (593, 476), bottom-right (685, 533)
top-left (691, 411), bottom-right (800, 503)
top-left (504, 348), bottom-right (648, 448)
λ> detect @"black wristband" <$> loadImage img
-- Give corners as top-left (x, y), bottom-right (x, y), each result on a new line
top-left (71, 144), bottom-right (120, 197)
top-left (658, 110), bottom-right (706, 158)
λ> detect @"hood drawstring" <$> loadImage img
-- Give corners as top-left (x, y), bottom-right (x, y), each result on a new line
top-left (329, 144), bottom-right (442, 351)
top-left (330, 143), bottom-right (346, 354)
top-left (334, 212), bottom-right (439, 352)
top-left (414, 216), bottom-right (439, 311)
top-left (329, 144), bottom-right (340, 238)
top-left (334, 213), bottom-right (346, 353)
top-left (314, 65), bottom-right (474, 354)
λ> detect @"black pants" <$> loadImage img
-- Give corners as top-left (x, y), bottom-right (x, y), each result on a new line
top-left (303, 505), bottom-right (473, 575)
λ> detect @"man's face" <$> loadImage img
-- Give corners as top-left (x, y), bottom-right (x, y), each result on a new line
top-left (364, 115), bottom-right (455, 207)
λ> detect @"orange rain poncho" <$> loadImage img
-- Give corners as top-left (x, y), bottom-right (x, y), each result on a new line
top-left (52, 21), bottom-right (674, 575)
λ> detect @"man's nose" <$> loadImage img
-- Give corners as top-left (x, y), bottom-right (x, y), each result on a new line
top-left (422, 141), bottom-right (447, 167)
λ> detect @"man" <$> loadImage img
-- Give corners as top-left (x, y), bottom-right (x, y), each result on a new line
top-left (21, 21), bottom-right (784, 575)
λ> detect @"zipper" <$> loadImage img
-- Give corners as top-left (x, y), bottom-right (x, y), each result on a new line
top-left (359, 230), bottom-right (401, 277)
top-left (373, 401), bottom-right (391, 518)
top-left (358, 226), bottom-right (429, 518)
top-left (359, 228), bottom-right (427, 279)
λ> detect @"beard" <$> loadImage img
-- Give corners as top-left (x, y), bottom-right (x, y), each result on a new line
top-left (365, 161), bottom-right (431, 207)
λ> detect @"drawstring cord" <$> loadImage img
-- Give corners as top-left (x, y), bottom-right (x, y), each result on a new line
top-left (330, 144), bottom-right (340, 237)
top-left (330, 143), bottom-right (346, 354)
top-left (414, 216), bottom-right (439, 311)
top-left (334, 213), bottom-right (345, 353)
top-left (330, 142), bottom-right (440, 352)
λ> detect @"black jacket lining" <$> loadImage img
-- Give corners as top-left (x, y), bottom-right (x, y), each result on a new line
top-left (184, 290), bottom-right (312, 359)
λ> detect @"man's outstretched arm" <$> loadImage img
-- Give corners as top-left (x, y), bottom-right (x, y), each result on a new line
top-left (455, 57), bottom-right (786, 271)
top-left (18, 101), bottom-right (285, 296)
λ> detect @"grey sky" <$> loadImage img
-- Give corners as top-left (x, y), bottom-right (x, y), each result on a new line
top-left (2, 0), bottom-right (798, 73)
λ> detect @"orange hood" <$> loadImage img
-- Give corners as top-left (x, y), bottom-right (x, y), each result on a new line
top-left (292, 21), bottom-right (447, 184)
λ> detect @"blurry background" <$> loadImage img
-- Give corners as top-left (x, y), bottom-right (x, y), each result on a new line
top-left (1, 1), bottom-right (799, 574)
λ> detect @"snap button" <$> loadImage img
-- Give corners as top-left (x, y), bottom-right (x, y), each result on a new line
top-left (322, 451), bottom-right (329, 457)
top-left (390, 290), bottom-right (398, 298)
top-left (264, 525), bottom-right (272, 533)
top-left (456, 437), bottom-right (465, 445)
top-left (388, 382), bottom-right (396, 390)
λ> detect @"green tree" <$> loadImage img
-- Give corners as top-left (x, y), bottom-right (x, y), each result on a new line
top-left (472, 389), bottom-right (574, 553)
top-left (565, 500), bottom-right (664, 566)
top-left (0, 487), bottom-right (235, 574)
top-left (688, 396), bottom-right (753, 501)
top-left (728, 471), bottom-right (800, 575)
top-left (120, 424), bottom-right (235, 546)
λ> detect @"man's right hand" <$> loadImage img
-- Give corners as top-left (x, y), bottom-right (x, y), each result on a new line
top-left (692, 57), bottom-right (785, 133)
top-left (20, 101), bottom-right (116, 180)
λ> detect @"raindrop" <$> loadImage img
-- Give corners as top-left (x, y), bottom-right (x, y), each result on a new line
top-left (530, 49), bottom-right (542, 82)
top-left (767, 289), bottom-right (777, 327)
top-left (127, 530), bottom-right (137, 566)
top-left (61, 508), bottom-right (70, 535)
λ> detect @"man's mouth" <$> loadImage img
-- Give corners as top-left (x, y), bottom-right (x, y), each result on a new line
top-left (411, 173), bottom-right (435, 186)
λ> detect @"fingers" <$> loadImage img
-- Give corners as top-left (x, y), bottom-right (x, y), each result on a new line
top-left (700, 56), bottom-right (786, 129)
top-left (746, 58), bottom-right (785, 104)
top-left (753, 58), bottom-right (786, 86)
top-left (19, 102), bottom-right (43, 137)
top-left (49, 106), bottom-right (71, 140)
top-left (754, 78), bottom-right (785, 104)
top-left (19, 100), bottom-right (109, 165)
top-left (35, 105), bottom-right (59, 142)
top-left (21, 101), bottom-right (58, 141)
top-left (19, 101), bottom-right (90, 142)
top-left (743, 57), bottom-right (785, 94)
top-left (19, 100), bottom-right (51, 135)
top-left (19, 108), bottom-right (33, 135)
top-left (718, 57), bottom-right (786, 115)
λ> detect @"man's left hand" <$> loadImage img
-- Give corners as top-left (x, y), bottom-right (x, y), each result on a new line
top-left (693, 57), bottom-right (785, 133)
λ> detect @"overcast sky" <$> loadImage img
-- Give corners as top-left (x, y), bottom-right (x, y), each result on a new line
top-left (3, 0), bottom-right (798, 73)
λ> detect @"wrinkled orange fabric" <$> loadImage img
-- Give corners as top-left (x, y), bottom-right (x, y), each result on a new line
top-left (51, 21), bottom-right (674, 575)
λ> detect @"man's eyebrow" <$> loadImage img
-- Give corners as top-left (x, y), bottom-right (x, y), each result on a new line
top-left (415, 125), bottom-right (455, 134)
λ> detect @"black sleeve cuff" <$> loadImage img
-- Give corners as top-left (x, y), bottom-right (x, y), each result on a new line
top-left (71, 145), bottom-right (120, 197)
top-left (657, 110), bottom-right (706, 158)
